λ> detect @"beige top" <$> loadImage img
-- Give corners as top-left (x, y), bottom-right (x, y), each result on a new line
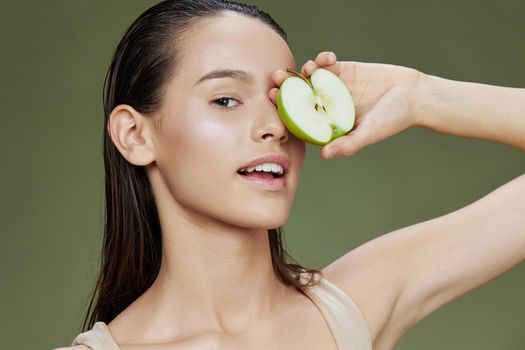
top-left (71, 273), bottom-right (372, 350)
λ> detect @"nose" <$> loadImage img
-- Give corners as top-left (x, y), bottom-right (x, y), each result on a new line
top-left (253, 95), bottom-right (289, 144)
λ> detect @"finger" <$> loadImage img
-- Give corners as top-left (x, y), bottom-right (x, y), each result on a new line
top-left (315, 51), bottom-right (337, 66)
top-left (272, 69), bottom-right (291, 87)
top-left (310, 51), bottom-right (341, 76)
top-left (321, 123), bottom-right (371, 160)
top-left (268, 87), bottom-right (278, 105)
top-left (301, 60), bottom-right (317, 76)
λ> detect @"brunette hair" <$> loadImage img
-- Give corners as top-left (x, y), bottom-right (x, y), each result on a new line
top-left (82, 0), bottom-right (322, 332)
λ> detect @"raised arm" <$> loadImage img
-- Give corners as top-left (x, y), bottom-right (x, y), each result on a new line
top-left (271, 52), bottom-right (525, 349)
top-left (415, 72), bottom-right (525, 151)
top-left (271, 52), bottom-right (525, 157)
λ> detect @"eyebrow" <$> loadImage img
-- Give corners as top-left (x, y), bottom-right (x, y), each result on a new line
top-left (194, 69), bottom-right (255, 87)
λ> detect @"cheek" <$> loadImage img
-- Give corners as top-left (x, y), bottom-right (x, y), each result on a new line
top-left (151, 104), bottom-right (299, 230)
top-left (153, 107), bottom-right (246, 214)
top-left (160, 104), bottom-right (240, 167)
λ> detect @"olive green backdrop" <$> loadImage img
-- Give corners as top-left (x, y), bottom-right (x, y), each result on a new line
top-left (1, 0), bottom-right (524, 349)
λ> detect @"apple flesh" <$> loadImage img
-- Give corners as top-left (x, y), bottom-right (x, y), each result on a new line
top-left (277, 68), bottom-right (355, 145)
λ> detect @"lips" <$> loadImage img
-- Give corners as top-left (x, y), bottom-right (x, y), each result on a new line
top-left (238, 170), bottom-right (287, 190)
top-left (238, 153), bottom-right (290, 173)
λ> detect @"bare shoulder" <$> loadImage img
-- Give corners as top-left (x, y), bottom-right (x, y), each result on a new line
top-left (53, 346), bottom-right (90, 350)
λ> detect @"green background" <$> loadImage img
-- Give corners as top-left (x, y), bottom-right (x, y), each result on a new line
top-left (1, 0), bottom-right (524, 349)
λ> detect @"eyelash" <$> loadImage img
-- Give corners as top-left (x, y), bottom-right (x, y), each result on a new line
top-left (212, 96), bottom-right (241, 109)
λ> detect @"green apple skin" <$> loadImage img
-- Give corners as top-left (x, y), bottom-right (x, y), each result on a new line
top-left (276, 68), bottom-right (355, 146)
top-left (276, 83), bottom-right (324, 145)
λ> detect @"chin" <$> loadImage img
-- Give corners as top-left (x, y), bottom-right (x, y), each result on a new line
top-left (232, 208), bottom-right (290, 231)
top-left (253, 211), bottom-right (289, 230)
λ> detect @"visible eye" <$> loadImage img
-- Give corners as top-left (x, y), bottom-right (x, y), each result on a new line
top-left (212, 97), bottom-right (240, 109)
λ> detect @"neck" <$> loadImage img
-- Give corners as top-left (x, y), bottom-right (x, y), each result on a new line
top-left (117, 169), bottom-right (294, 340)
top-left (148, 207), bottom-right (291, 335)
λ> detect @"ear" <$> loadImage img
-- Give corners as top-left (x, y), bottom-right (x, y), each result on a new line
top-left (107, 104), bottom-right (156, 166)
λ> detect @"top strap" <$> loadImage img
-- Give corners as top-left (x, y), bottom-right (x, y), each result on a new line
top-left (71, 321), bottom-right (120, 350)
top-left (298, 271), bottom-right (372, 350)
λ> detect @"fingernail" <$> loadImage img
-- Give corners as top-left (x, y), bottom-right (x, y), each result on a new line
top-left (304, 61), bottom-right (312, 73)
top-left (328, 147), bottom-right (338, 158)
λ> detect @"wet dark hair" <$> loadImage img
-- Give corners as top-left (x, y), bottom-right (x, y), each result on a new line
top-left (82, 0), bottom-right (322, 332)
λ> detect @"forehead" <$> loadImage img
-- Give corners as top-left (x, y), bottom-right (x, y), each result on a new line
top-left (175, 12), bottom-right (296, 86)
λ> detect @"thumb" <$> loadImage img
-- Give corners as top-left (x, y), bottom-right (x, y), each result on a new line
top-left (322, 123), bottom-right (372, 159)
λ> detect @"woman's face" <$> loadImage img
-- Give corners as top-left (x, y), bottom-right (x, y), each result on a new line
top-left (149, 12), bottom-right (306, 230)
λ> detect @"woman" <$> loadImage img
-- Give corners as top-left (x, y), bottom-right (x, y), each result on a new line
top-left (56, 0), bottom-right (525, 349)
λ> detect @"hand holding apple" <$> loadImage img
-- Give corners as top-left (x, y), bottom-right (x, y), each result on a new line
top-left (276, 67), bottom-right (356, 146)
top-left (269, 52), bottom-right (423, 160)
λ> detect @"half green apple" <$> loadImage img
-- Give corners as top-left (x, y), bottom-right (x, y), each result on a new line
top-left (277, 68), bottom-right (355, 145)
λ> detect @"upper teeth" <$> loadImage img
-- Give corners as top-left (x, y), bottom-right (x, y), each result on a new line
top-left (240, 162), bottom-right (284, 175)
